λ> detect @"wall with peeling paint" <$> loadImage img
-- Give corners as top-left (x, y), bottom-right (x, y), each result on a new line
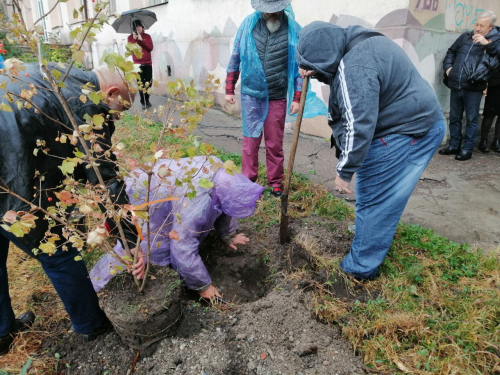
top-left (88, 0), bottom-right (500, 138)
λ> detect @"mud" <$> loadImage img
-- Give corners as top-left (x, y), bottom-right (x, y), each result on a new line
top-left (42, 220), bottom-right (365, 374)
top-left (101, 267), bottom-right (183, 355)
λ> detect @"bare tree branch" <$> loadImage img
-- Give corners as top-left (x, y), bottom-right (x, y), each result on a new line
top-left (61, 8), bottom-right (103, 83)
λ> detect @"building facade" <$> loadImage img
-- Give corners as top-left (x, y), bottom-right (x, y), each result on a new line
top-left (1, 0), bottom-right (498, 137)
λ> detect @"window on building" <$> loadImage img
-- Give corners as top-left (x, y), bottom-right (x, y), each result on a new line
top-left (36, 0), bottom-right (48, 39)
top-left (149, 0), bottom-right (168, 5)
top-left (107, 0), bottom-right (117, 15)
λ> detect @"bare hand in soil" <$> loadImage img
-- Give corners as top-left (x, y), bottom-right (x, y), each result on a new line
top-left (198, 284), bottom-right (222, 300)
top-left (225, 94), bottom-right (236, 104)
top-left (290, 101), bottom-right (299, 115)
top-left (229, 233), bottom-right (250, 250)
top-left (129, 248), bottom-right (145, 280)
top-left (335, 175), bottom-right (353, 194)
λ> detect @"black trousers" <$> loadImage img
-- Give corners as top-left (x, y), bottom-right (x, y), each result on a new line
top-left (139, 65), bottom-right (153, 105)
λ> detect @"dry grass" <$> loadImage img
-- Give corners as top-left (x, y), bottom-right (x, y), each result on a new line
top-left (1, 245), bottom-right (64, 374)
top-left (301, 225), bottom-right (500, 375)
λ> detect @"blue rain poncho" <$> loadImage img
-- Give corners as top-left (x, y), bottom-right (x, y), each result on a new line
top-left (227, 6), bottom-right (327, 138)
top-left (90, 156), bottom-right (264, 292)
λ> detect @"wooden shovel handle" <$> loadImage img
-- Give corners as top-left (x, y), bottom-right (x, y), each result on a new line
top-left (279, 76), bottom-right (310, 244)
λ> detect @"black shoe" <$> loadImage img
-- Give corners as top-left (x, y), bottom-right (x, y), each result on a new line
top-left (142, 104), bottom-right (147, 110)
top-left (439, 145), bottom-right (460, 155)
top-left (82, 317), bottom-right (113, 342)
top-left (478, 139), bottom-right (490, 153)
top-left (0, 311), bottom-right (35, 355)
top-left (271, 187), bottom-right (282, 198)
top-left (491, 138), bottom-right (500, 152)
top-left (146, 101), bottom-right (152, 108)
top-left (455, 150), bottom-right (472, 161)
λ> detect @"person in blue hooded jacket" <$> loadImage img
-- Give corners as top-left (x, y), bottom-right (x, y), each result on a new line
top-left (225, 0), bottom-right (326, 197)
top-left (296, 22), bottom-right (444, 280)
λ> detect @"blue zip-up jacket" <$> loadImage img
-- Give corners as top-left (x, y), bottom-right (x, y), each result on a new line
top-left (297, 22), bottom-right (443, 182)
top-left (226, 7), bottom-right (327, 138)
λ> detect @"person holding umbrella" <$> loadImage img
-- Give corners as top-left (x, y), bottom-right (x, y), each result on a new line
top-left (127, 19), bottom-right (154, 110)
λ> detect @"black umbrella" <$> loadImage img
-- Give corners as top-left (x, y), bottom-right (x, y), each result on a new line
top-left (111, 9), bottom-right (157, 34)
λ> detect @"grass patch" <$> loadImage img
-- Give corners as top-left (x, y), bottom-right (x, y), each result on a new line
top-left (311, 224), bottom-right (500, 374)
top-left (3, 110), bottom-right (498, 374)
top-left (117, 112), bottom-right (500, 373)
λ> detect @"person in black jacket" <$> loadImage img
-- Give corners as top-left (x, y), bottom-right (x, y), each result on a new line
top-left (478, 31), bottom-right (500, 153)
top-left (0, 64), bottom-right (144, 355)
top-left (440, 11), bottom-right (499, 161)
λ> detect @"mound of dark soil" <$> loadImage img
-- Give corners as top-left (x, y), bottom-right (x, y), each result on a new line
top-left (101, 267), bottom-right (183, 356)
top-left (42, 219), bottom-right (366, 374)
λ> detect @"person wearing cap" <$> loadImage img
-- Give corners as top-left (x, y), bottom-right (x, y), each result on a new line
top-left (0, 63), bottom-right (144, 355)
top-left (127, 20), bottom-right (154, 110)
top-left (296, 22), bottom-right (444, 280)
top-left (225, 0), bottom-right (326, 197)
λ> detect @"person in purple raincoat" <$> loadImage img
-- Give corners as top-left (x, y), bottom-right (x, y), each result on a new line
top-left (91, 156), bottom-right (264, 300)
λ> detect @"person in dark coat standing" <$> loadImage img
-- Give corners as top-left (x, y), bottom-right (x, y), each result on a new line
top-left (0, 64), bottom-right (144, 355)
top-left (296, 22), bottom-right (444, 280)
top-left (440, 11), bottom-right (499, 160)
top-left (127, 20), bottom-right (154, 110)
top-left (478, 23), bottom-right (500, 153)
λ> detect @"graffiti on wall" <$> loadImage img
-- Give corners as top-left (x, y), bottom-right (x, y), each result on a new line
top-left (95, 0), bottom-right (499, 115)
top-left (446, 0), bottom-right (484, 31)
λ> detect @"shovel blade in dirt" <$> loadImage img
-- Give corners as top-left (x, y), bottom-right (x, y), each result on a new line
top-left (279, 76), bottom-right (310, 245)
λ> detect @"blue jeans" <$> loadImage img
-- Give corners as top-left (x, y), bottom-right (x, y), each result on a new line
top-left (0, 228), bottom-right (105, 336)
top-left (448, 89), bottom-right (483, 152)
top-left (340, 119), bottom-right (445, 279)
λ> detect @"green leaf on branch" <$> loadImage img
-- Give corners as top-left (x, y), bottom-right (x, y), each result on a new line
top-left (134, 210), bottom-right (149, 220)
top-left (125, 42), bottom-right (143, 59)
top-left (39, 242), bottom-right (56, 255)
top-left (73, 9), bottom-right (79, 19)
top-left (51, 69), bottom-right (62, 81)
top-left (0, 103), bottom-right (13, 112)
top-left (88, 92), bottom-right (102, 105)
top-left (72, 50), bottom-right (85, 65)
top-left (98, 13), bottom-right (109, 23)
top-left (70, 27), bottom-right (80, 40)
top-left (186, 87), bottom-right (198, 98)
top-left (198, 178), bottom-right (214, 190)
top-left (59, 160), bottom-right (76, 175)
top-left (92, 114), bottom-right (105, 128)
top-left (223, 160), bottom-right (239, 175)
top-left (4, 223), bottom-right (24, 237)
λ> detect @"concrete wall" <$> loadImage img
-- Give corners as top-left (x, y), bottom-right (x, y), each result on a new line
top-left (14, 0), bottom-right (500, 138)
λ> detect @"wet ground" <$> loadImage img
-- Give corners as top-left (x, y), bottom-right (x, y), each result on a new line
top-left (131, 96), bottom-right (500, 251)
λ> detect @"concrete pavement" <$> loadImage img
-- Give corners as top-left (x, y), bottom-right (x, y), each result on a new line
top-left (130, 96), bottom-right (500, 250)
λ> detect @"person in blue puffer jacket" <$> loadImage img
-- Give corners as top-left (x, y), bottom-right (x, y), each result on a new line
top-left (224, 0), bottom-right (326, 198)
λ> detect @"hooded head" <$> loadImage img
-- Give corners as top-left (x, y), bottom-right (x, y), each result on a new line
top-left (211, 169), bottom-right (264, 218)
top-left (296, 21), bottom-right (347, 84)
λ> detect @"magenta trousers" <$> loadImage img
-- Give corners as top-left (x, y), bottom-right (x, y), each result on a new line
top-left (242, 99), bottom-right (287, 188)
